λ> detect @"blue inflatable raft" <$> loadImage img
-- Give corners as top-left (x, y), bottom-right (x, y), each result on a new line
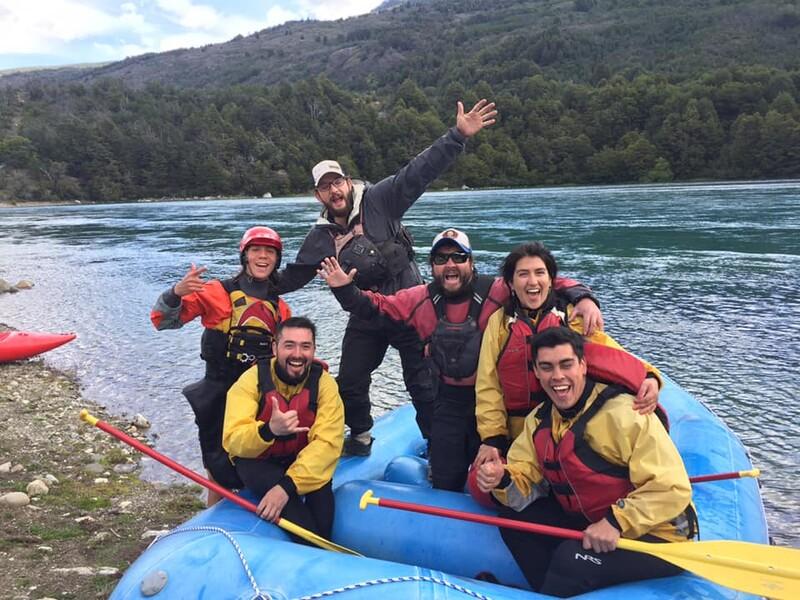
top-left (110, 375), bottom-right (768, 599)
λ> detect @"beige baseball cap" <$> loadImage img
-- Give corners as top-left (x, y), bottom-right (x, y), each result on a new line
top-left (431, 228), bottom-right (472, 254)
top-left (312, 160), bottom-right (346, 187)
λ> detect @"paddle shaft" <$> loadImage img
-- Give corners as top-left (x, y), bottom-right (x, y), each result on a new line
top-left (81, 410), bottom-right (259, 513)
top-left (689, 468), bottom-right (759, 483)
top-left (367, 493), bottom-right (582, 541)
top-left (79, 409), bottom-right (359, 555)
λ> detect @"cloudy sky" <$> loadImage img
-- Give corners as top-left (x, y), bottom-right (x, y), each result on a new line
top-left (0, 0), bottom-right (384, 70)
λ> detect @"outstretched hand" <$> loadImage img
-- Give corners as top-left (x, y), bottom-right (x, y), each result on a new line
top-left (317, 257), bottom-right (356, 288)
top-left (456, 99), bottom-right (497, 138)
top-left (173, 263), bottom-right (208, 296)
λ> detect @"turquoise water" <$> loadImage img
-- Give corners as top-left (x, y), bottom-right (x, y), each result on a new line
top-left (0, 181), bottom-right (797, 545)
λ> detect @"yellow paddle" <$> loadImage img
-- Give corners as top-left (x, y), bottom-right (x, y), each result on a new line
top-left (361, 490), bottom-right (800, 599)
top-left (81, 409), bottom-right (360, 556)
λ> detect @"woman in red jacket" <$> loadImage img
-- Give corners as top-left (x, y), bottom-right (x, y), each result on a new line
top-left (151, 226), bottom-right (290, 505)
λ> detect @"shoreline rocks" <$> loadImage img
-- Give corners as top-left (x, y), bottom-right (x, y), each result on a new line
top-left (0, 331), bottom-right (205, 599)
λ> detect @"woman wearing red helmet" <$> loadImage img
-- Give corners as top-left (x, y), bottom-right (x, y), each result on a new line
top-left (151, 226), bottom-right (291, 505)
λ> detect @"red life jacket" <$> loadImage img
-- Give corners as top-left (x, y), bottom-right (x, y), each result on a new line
top-left (533, 384), bottom-right (634, 522)
top-left (495, 307), bottom-right (649, 416)
top-left (254, 360), bottom-right (324, 459)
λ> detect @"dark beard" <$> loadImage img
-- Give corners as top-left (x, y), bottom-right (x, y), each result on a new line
top-left (275, 360), bottom-right (309, 385)
top-left (328, 190), bottom-right (354, 219)
top-left (436, 272), bottom-right (474, 298)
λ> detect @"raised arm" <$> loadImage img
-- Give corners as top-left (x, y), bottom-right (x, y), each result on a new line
top-left (369, 99), bottom-right (498, 220)
top-left (276, 228), bottom-right (334, 294)
top-left (318, 257), bottom-right (428, 332)
top-left (150, 264), bottom-right (230, 330)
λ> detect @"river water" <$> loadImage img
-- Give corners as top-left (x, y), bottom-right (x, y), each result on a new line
top-left (0, 181), bottom-right (798, 545)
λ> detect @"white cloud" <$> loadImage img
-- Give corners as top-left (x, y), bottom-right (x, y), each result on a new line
top-left (0, 0), bottom-right (386, 68)
top-left (0, 0), bottom-right (114, 53)
top-left (156, 0), bottom-right (220, 30)
top-left (301, 0), bottom-right (383, 22)
top-left (266, 6), bottom-right (300, 28)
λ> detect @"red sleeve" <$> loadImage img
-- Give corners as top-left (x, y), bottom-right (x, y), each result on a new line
top-left (363, 285), bottom-right (430, 327)
top-left (278, 297), bottom-right (292, 320)
top-left (584, 342), bottom-right (647, 394)
top-left (179, 280), bottom-right (233, 328)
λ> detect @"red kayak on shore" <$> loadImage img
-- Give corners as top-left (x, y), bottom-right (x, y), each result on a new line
top-left (0, 331), bottom-right (77, 362)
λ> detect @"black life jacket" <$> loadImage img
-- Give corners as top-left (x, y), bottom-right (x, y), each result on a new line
top-left (335, 222), bottom-right (416, 290)
top-left (427, 275), bottom-right (494, 380)
top-left (330, 183), bottom-right (416, 290)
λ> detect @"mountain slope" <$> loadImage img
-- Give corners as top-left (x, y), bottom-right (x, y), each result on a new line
top-left (1, 0), bottom-right (798, 92)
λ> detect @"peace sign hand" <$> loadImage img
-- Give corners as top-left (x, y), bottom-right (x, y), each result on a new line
top-left (173, 263), bottom-right (208, 296)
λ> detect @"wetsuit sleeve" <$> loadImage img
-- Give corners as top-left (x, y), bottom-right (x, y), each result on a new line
top-left (568, 307), bottom-right (663, 389)
top-left (492, 412), bottom-right (548, 511)
top-left (331, 282), bottom-right (426, 331)
top-left (586, 396), bottom-right (692, 539)
top-left (150, 279), bottom-right (231, 330)
top-left (554, 276), bottom-right (598, 307)
top-left (285, 372), bottom-right (344, 495)
top-left (222, 366), bottom-right (271, 458)
top-left (277, 228), bottom-right (334, 294)
top-left (475, 308), bottom-right (512, 450)
top-left (367, 127), bottom-right (467, 220)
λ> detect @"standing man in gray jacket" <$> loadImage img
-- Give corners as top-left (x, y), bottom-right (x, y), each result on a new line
top-left (276, 99), bottom-right (497, 455)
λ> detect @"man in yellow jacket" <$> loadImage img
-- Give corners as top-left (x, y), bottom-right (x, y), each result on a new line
top-left (477, 327), bottom-right (696, 597)
top-left (223, 317), bottom-right (344, 540)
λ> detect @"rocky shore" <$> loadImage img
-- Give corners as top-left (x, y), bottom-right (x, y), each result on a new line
top-left (0, 328), bottom-right (204, 599)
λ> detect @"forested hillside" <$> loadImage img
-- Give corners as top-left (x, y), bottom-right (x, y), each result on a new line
top-left (1, 0), bottom-right (797, 91)
top-left (0, 0), bottom-right (798, 202)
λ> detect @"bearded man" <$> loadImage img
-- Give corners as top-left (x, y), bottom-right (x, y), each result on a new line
top-left (223, 317), bottom-right (343, 541)
top-left (275, 99), bottom-right (497, 457)
top-left (317, 229), bottom-right (601, 490)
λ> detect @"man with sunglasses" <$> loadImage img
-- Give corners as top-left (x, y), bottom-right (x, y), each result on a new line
top-left (317, 229), bottom-right (602, 489)
top-left (276, 99), bottom-right (498, 457)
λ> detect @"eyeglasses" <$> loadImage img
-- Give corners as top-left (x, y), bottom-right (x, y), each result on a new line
top-left (316, 177), bottom-right (347, 193)
top-left (431, 252), bottom-right (470, 265)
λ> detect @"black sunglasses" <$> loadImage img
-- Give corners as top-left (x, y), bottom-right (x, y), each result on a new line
top-left (431, 252), bottom-right (470, 265)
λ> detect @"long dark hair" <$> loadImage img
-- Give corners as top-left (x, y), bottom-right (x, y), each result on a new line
top-left (500, 242), bottom-right (558, 284)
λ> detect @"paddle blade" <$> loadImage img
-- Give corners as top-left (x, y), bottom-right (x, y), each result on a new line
top-left (278, 519), bottom-right (362, 556)
top-left (619, 539), bottom-right (800, 600)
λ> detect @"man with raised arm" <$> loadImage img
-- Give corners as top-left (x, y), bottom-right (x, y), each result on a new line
top-left (277, 99), bottom-right (498, 456)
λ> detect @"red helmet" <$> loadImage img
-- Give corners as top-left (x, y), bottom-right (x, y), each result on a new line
top-left (239, 226), bottom-right (283, 253)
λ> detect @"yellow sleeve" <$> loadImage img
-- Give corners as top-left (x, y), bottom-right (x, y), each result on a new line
top-left (568, 306), bottom-right (663, 387)
top-left (492, 410), bottom-right (547, 510)
top-left (475, 308), bottom-right (511, 442)
top-left (586, 396), bottom-right (692, 539)
top-left (286, 372), bottom-right (345, 495)
top-left (222, 365), bottom-right (272, 458)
